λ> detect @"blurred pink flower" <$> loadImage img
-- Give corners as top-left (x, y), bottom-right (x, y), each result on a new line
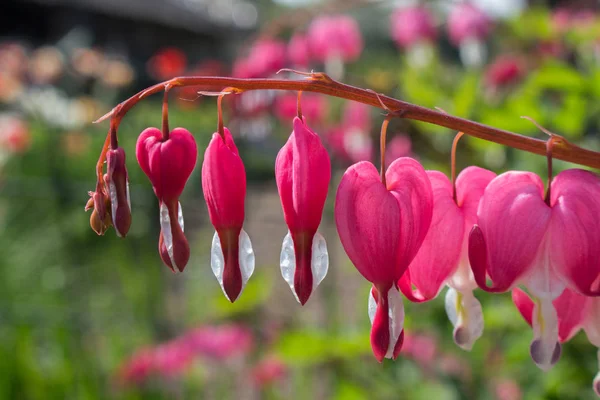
top-left (484, 56), bottom-right (524, 88)
top-left (494, 379), bottom-right (522, 400)
top-left (447, 3), bottom-right (491, 46)
top-left (252, 356), bottom-right (287, 387)
top-left (118, 324), bottom-right (254, 386)
top-left (326, 102), bottom-right (373, 164)
top-left (385, 135), bottom-right (413, 168)
top-left (552, 8), bottom-right (596, 33)
top-left (307, 15), bottom-right (363, 63)
top-left (401, 333), bottom-right (437, 367)
top-left (147, 47), bottom-right (187, 80)
top-left (0, 115), bottom-right (30, 153)
top-left (288, 33), bottom-right (311, 67)
top-left (274, 93), bottom-right (328, 124)
top-left (249, 38), bottom-right (287, 77)
top-left (390, 6), bottom-right (437, 49)
top-left (183, 324), bottom-right (254, 359)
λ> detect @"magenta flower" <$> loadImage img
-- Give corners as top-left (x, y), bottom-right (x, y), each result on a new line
top-left (202, 127), bottom-right (254, 302)
top-left (183, 324), bottom-right (254, 359)
top-left (399, 167), bottom-right (495, 350)
top-left (136, 127), bottom-right (197, 272)
top-left (390, 6), bottom-right (437, 49)
top-left (384, 135), bottom-right (414, 168)
top-left (469, 169), bottom-right (600, 369)
top-left (104, 146), bottom-right (131, 237)
top-left (307, 15), bottom-right (363, 63)
top-left (288, 33), bottom-right (311, 67)
top-left (335, 158), bottom-right (433, 361)
top-left (276, 116), bottom-right (330, 305)
top-left (484, 56), bottom-right (525, 88)
top-left (447, 3), bottom-right (491, 46)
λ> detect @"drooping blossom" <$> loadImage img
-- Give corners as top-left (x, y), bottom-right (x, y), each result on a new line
top-left (104, 146), bottom-right (131, 237)
top-left (183, 324), bottom-right (254, 359)
top-left (447, 3), bottom-right (491, 67)
top-left (252, 356), bottom-right (287, 387)
top-left (288, 33), bottom-right (311, 67)
top-left (484, 56), bottom-right (525, 89)
top-left (274, 93), bottom-right (328, 125)
top-left (447, 3), bottom-right (491, 46)
top-left (390, 6), bottom-right (437, 49)
top-left (136, 127), bottom-right (197, 272)
top-left (335, 158), bottom-right (433, 361)
top-left (276, 116), bottom-right (331, 305)
top-left (307, 15), bottom-right (363, 79)
top-left (147, 47), bottom-right (187, 81)
top-left (399, 167), bottom-right (495, 350)
top-left (234, 38), bottom-right (287, 79)
top-left (202, 127), bottom-right (255, 302)
top-left (469, 169), bottom-right (600, 370)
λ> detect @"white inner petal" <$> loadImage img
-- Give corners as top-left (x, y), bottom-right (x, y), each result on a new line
top-left (530, 297), bottom-right (560, 371)
top-left (279, 230), bottom-right (329, 303)
top-left (211, 228), bottom-right (255, 301)
top-left (109, 181), bottom-right (119, 235)
top-left (368, 286), bottom-right (405, 359)
top-left (160, 202), bottom-right (184, 269)
top-left (444, 287), bottom-right (483, 351)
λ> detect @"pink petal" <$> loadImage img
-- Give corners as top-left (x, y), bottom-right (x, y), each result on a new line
top-left (550, 169), bottom-right (600, 296)
top-left (470, 172), bottom-right (551, 292)
top-left (276, 117), bottom-right (331, 233)
top-left (385, 157), bottom-right (434, 272)
top-left (335, 162), bottom-right (401, 285)
top-left (401, 171), bottom-right (462, 301)
top-left (512, 288), bottom-right (534, 327)
top-left (554, 288), bottom-right (589, 342)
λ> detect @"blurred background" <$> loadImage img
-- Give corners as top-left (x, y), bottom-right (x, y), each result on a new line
top-left (1, 0), bottom-right (600, 399)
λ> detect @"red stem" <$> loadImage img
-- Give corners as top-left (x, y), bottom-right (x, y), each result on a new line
top-left (162, 87), bottom-right (170, 141)
top-left (217, 94), bottom-right (225, 138)
top-left (451, 131), bottom-right (465, 202)
top-left (96, 75), bottom-right (600, 169)
top-left (380, 117), bottom-right (390, 186)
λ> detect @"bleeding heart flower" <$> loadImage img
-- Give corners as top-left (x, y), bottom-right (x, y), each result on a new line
top-left (288, 33), bottom-right (311, 68)
top-left (447, 3), bottom-right (491, 46)
top-left (335, 158), bottom-right (433, 361)
top-left (104, 146), bottom-right (131, 237)
top-left (202, 127), bottom-right (254, 302)
top-left (136, 127), bottom-right (197, 273)
top-left (390, 6), bottom-right (437, 49)
top-left (399, 166), bottom-right (495, 350)
top-left (469, 169), bottom-right (600, 370)
top-left (276, 116), bottom-right (330, 305)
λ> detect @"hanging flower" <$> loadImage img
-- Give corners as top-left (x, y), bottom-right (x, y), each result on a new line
top-left (104, 146), bottom-right (131, 237)
top-left (276, 116), bottom-right (330, 305)
top-left (399, 166), bottom-right (495, 350)
top-left (136, 127), bottom-right (197, 272)
top-left (335, 158), bottom-right (433, 361)
top-left (390, 6), bottom-right (437, 49)
top-left (202, 127), bottom-right (255, 302)
top-left (469, 169), bottom-right (600, 369)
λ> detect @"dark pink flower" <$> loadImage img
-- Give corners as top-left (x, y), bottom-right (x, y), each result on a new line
top-left (384, 135), bottom-right (413, 168)
top-left (252, 356), bottom-right (287, 386)
top-left (147, 47), bottom-right (187, 80)
top-left (326, 102), bottom-right (373, 164)
top-left (307, 15), bottom-right (363, 63)
top-left (447, 3), bottom-right (491, 46)
top-left (136, 127), bottom-right (197, 272)
top-left (184, 324), bottom-right (254, 359)
top-left (276, 117), bottom-right (331, 305)
top-left (390, 6), bottom-right (437, 49)
top-left (202, 127), bottom-right (254, 302)
top-left (335, 158), bottom-right (433, 361)
top-left (246, 38), bottom-right (287, 77)
top-left (469, 169), bottom-right (600, 369)
top-left (400, 167), bottom-right (495, 350)
top-left (288, 33), bottom-right (311, 67)
top-left (485, 56), bottom-right (524, 88)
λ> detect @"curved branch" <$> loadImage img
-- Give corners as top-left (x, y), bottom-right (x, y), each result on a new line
top-left (98, 74), bottom-right (600, 169)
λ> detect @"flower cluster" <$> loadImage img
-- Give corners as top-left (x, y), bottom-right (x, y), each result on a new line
top-left (91, 73), bottom-right (600, 395)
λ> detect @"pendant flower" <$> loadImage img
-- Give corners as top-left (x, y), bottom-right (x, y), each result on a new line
top-left (105, 146), bottom-right (132, 237)
top-left (202, 127), bottom-right (255, 302)
top-left (136, 127), bottom-right (197, 273)
top-left (276, 116), bottom-right (330, 305)
top-left (399, 166), bottom-right (495, 350)
top-left (335, 157), bottom-right (433, 361)
top-left (469, 168), bottom-right (600, 370)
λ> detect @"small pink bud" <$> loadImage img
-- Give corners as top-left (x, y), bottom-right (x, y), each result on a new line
top-left (105, 147), bottom-right (131, 237)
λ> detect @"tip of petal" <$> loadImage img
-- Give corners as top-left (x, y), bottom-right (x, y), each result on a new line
top-left (530, 340), bottom-right (561, 371)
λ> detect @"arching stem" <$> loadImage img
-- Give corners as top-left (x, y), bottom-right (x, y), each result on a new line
top-left (297, 91), bottom-right (303, 120)
top-left (380, 117), bottom-right (391, 186)
top-left (217, 93), bottom-right (225, 139)
top-left (451, 131), bottom-right (465, 203)
top-left (162, 85), bottom-right (171, 141)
